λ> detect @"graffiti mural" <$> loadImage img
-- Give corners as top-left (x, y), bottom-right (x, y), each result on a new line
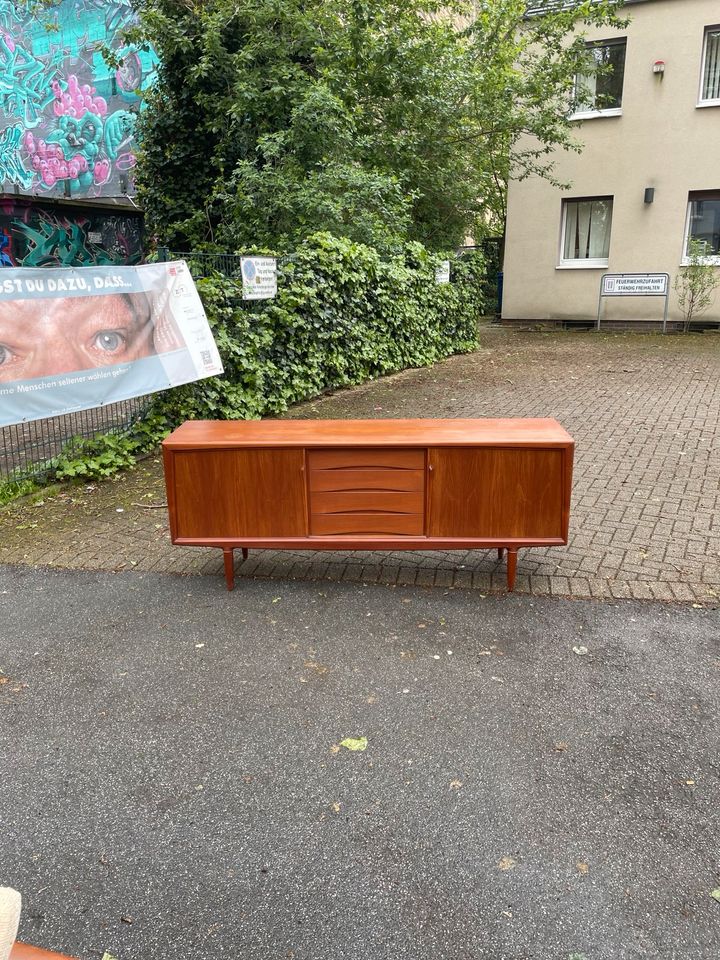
top-left (0, 0), bottom-right (156, 199)
top-left (0, 197), bottom-right (143, 265)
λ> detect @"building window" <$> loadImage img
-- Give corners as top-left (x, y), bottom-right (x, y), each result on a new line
top-left (559, 197), bottom-right (613, 267)
top-left (700, 28), bottom-right (720, 104)
top-left (683, 191), bottom-right (720, 262)
top-left (572, 38), bottom-right (626, 117)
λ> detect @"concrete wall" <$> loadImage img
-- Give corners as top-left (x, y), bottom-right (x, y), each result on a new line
top-left (503, 0), bottom-right (720, 323)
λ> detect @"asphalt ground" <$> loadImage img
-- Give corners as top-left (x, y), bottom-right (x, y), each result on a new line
top-left (2, 565), bottom-right (719, 960)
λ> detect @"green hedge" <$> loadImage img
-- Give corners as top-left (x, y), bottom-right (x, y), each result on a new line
top-left (153, 232), bottom-right (485, 423)
top-left (26, 232), bottom-right (484, 485)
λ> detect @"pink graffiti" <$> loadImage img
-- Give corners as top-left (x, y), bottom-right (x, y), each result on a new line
top-left (26, 137), bottom-right (89, 187)
top-left (32, 154), bottom-right (87, 187)
top-left (52, 75), bottom-right (107, 119)
top-left (25, 137), bottom-right (63, 162)
top-left (2, 32), bottom-right (16, 53)
top-left (115, 152), bottom-right (137, 171)
top-left (93, 158), bottom-right (111, 184)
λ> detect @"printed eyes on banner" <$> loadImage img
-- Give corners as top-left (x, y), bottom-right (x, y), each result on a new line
top-left (0, 342), bottom-right (20, 372)
top-left (92, 330), bottom-right (126, 354)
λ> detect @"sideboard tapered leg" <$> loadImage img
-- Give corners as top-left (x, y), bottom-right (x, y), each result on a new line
top-left (497, 547), bottom-right (505, 560)
top-left (223, 548), bottom-right (235, 591)
top-left (507, 548), bottom-right (518, 592)
top-left (242, 548), bottom-right (249, 561)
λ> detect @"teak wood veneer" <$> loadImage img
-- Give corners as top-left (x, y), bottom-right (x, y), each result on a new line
top-left (162, 418), bottom-right (575, 592)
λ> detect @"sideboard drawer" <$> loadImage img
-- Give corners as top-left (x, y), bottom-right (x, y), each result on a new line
top-left (308, 448), bottom-right (425, 471)
top-left (310, 490), bottom-right (425, 515)
top-left (308, 468), bottom-right (425, 493)
top-left (308, 448), bottom-right (427, 536)
top-left (310, 513), bottom-right (424, 537)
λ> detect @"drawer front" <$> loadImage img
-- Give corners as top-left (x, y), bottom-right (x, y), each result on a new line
top-left (310, 513), bottom-right (424, 537)
top-left (308, 447), bottom-right (427, 538)
top-left (310, 490), bottom-right (425, 515)
top-left (308, 448), bottom-right (425, 471)
top-left (309, 468), bottom-right (425, 493)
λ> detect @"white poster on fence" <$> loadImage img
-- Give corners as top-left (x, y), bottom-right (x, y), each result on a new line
top-left (241, 257), bottom-right (277, 300)
top-left (0, 261), bottom-right (223, 428)
top-left (435, 260), bottom-right (451, 284)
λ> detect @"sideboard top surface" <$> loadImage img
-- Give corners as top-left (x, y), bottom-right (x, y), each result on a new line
top-left (163, 418), bottom-right (574, 450)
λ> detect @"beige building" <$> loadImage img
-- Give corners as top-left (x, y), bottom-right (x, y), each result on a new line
top-left (503, 0), bottom-right (720, 326)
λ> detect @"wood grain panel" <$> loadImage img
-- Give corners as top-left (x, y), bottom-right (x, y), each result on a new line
top-left (308, 448), bottom-right (424, 471)
top-left (164, 418), bottom-right (574, 449)
top-left (428, 447), bottom-right (565, 539)
top-left (310, 513), bottom-right (424, 537)
top-left (172, 449), bottom-right (306, 538)
top-left (308, 468), bottom-right (425, 493)
top-left (310, 490), bottom-right (425, 515)
top-left (10, 946), bottom-right (78, 960)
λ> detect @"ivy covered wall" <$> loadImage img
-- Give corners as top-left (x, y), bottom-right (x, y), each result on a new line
top-left (155, 235), bottom-right (486, 424)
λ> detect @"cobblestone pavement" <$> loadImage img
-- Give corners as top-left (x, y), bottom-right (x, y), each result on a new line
top-left (2, 323), bottom-right (719, 603)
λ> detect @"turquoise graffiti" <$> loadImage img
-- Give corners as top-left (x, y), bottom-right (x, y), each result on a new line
top-left (0, 123), bottom-right (32, 188)
top-left (0, 29), bottom-right (61, 124)
top-left (2, 203), bottom-right (143, 265)
top-left (0, 0), bottom-right (156, 198)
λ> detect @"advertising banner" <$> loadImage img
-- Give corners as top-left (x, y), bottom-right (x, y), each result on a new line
top-left (0, 261), bottom-right (223, 428)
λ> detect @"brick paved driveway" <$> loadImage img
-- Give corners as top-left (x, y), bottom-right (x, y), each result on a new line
top-left (2, 323), bottom-right (719, 602)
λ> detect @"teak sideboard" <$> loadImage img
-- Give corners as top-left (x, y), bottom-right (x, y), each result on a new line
top-left (162, 418), bottom-right (574, 592)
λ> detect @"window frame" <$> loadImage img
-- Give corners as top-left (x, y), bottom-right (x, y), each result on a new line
top-left (569, 37), bottom-right (627, 121)
top-left (697, 25), bottom-right (720, 108)
top-left (681, 191), bottom-right (720, 265)
top-left (557, 195), bottom-right (613, 270)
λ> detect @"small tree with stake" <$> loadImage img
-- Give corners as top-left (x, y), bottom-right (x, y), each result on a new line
top-left (674, 239), bottom-right (720, 333)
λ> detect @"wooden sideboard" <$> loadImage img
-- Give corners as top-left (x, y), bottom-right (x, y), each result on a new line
top-left (162, 418), bottom-right (574, 592)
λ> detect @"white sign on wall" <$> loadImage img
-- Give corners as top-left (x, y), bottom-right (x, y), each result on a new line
top-left (597, 272), bottom-right (671, 333)
top-left (435, 260), bottom-right (451, 284)
top-left (601, 274), bottom-right (669, 296)
top-left (241, 257), bottom-right (277, 300)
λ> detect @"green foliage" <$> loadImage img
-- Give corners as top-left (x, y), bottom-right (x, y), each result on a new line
top-left (133, 0), bottom-right (625, 251)
top-left (3, 236), bottom-right (483, 496)
top-left (0, 477), bottom-right (38, 506)
top-left (49, 413), bottom-right (172, 482)
top-left (151, 234), bottom-right (485, 422)
top-left (673, 239), bottom-right (720, 333)
top-left (461, 0), bottom-right (628, 228)
top-left (133, 0), bottom-right (413, 251)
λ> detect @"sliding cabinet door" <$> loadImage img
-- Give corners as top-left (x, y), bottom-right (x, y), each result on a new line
top-left (172, 448), bottom-right (306, 539)
top-left (428, 447), bottom-right (566, 540)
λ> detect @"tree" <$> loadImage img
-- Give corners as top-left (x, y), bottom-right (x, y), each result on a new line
top-left (131, 0), bottom-right (626, 252)
top-left (674, 239), bottom-right (720, 332)
top-left (454, 0), bottom-right (628, 232)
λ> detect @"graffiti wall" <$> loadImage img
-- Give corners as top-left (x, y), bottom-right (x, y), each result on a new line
top-left (0, 0), bottom-right (156, 200)
top-left (0, 197), bottom-right (143, 265)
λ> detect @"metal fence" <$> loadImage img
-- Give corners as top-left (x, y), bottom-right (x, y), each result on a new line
top-left (1, 396), bottom-right (151, 484)
top-left (157, 248), bottom-right (295, 278)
